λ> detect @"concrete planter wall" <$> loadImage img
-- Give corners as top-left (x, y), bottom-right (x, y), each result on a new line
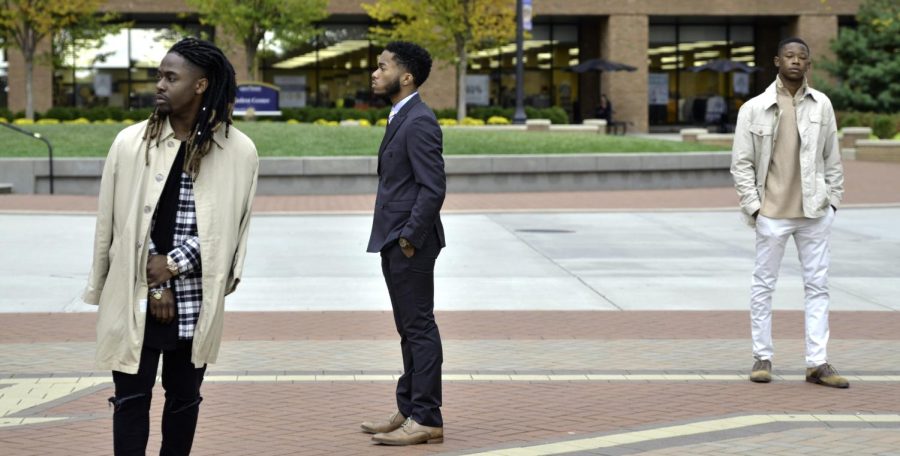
top-left (0, 152), bottom-right (731, 195)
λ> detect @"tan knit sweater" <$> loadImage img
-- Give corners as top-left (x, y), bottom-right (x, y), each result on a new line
top-left (761, 77), bottom-right (807, 219)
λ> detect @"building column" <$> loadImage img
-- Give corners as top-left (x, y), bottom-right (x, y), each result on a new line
top-left (789, 15), bottom-right (838, 83)
top-left (578, 18), bottom-right (602, 123)
top-left (7, 38), bottom-right (53, 116)
top-left (601, 14), bottom-right (649, 133)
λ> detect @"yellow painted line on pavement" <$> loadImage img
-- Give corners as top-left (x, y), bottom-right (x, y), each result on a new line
top-left (0, 377), bottom-right (110, 429)
top-left (460, 414), bottom-right (900, 456)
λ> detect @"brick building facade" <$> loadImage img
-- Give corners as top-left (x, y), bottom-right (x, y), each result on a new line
top-left (2, 0), bottom-right (860, 131)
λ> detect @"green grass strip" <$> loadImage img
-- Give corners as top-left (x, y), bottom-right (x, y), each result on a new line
top-left (0, 122), bottom-right (727, 158)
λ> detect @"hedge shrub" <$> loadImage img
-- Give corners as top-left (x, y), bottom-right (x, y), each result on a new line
top-left (12, 105), bottom-right (574, 125)
top-left (837, 111), bottom-right (899, 139)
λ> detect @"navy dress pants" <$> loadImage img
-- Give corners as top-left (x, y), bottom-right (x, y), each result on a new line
top-left (380, 230), bottom-right (444, 427)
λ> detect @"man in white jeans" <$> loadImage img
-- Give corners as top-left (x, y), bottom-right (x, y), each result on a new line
top-left (731, 37), bottom-right (848, 388)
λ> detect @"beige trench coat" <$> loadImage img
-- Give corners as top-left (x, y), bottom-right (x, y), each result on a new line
top-left (83, 118), bottom-right (259, 374)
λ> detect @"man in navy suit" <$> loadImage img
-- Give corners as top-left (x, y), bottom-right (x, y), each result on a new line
top-left (360, 41), bottom-right (446, 446)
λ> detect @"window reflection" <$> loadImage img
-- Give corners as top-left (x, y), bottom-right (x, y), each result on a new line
top-left (55, 26), bottom-right (202, 109)
top-left (266, 25), bottom-right (373, 108)
top-left (467, 24), bottom-right (578, 118)
top-left (648, 23), bottom-right (755, 127)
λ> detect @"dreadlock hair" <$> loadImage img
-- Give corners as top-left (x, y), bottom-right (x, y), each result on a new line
top-left (143, 37), bottom-right (237, 177)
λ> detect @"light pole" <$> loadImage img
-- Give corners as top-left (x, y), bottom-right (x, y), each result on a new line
top-left (512, 0), bottom-right (527, 124)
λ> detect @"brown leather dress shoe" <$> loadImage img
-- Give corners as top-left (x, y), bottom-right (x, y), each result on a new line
top-left (806, 363), bottom-right (850, 388)
top-left (749, 359), bottom-right (772, 383)
top-left (372, 417), bottom-right (443, 445)
top-left (360, 410), bottom-right (406, 434)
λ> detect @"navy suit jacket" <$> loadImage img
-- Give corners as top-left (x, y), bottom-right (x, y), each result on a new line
top-left (367, 94), bottom-right (446, 253)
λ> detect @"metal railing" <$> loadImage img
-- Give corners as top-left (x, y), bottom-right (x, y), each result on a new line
top-left (0, 121), bottom-right (55, 194)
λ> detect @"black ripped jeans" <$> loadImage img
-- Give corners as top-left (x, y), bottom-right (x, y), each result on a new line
top-left (109, 341), bottom-right (206, 455)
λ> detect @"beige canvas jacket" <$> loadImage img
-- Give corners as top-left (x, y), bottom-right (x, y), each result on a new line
top-left (730, 79), bottom-right (844, 226)
top-left (83, 118), bottom-right (259, 374)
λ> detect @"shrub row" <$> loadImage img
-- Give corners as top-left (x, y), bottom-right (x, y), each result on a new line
top-left (837, 111), bottom-right (899, 139)
top-left (278, 106), bottom-right (568, 124)
top-left (5, 105), bottom-right (892, 136)
top-left (0, 107), bottom-right (154, 122)
top-left (0, 105), bottom-right (571, 125)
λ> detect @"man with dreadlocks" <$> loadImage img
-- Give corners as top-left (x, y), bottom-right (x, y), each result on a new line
top-left (83, 37), bottom-right (259, 454)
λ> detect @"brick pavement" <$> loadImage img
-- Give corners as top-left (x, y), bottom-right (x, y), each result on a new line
top-left (2, 311), bottom-right (899, 455)
top-left (3, 310), bottom-right (900, 343)
top-left (2, 159), bottom-right (899, 454)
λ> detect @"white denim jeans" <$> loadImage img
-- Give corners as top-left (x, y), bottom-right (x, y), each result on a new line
top-left (750, 206), bottom-right (835, 367)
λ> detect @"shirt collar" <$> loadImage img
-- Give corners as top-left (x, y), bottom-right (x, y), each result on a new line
top-left (763, 76), bottom-right (816, 109)
top-left (778, 75), bottom-right (817, 101)
top-left (390, 92), bottom-right (418, 116)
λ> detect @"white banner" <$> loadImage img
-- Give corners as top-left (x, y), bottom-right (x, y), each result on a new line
top-left (466, 74), bottom-right (490, 106)
top-left (648, 73), bottom-right (669, 106)
top-left (274, 75), bottom-right (307, 108)
top-left (93, 73), bottom-right (112, 97)
top-left (733, 72), bottom-right (750, 95)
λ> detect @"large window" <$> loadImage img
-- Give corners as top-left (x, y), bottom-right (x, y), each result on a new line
top-left (55, 25), bottom-right (205, 110)
top-left (648, 22), bottom-right (755, 126)
top-left (267, 24), bottom-right (375, 108)
top-left (467, 24), bottom-right (578, 116)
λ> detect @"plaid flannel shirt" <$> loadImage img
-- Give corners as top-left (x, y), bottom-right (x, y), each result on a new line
top-left (149, 171), bottom-right (202, 339)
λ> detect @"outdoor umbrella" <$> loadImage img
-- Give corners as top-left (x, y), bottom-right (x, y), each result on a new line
top-left (688, 59), bottom-right (760, 73)
top-left (689, 59), bottom-right (760, 131)
top-left (567, 58), bottom-right (638, 73)
top-left (566, 58), bottom-right (637, 123)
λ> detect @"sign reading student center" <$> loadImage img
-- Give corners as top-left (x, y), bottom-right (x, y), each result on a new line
top-left (235, 83), bottom-right (281, 116)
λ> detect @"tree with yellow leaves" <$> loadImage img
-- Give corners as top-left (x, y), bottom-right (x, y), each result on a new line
top-left (0, 0), bottom-right (108, 119)
top-left (187, 0), bottom-right (329, 81)
top-left (363, 0), bottom-right (516, 121)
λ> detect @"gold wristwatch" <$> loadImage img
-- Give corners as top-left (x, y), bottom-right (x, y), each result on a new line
top-left (398, 237), bottom-right (411, 249)
top-left (151, 290), bottom-right (163, 301)
top-left (166, 255), bottom-right (179, 276)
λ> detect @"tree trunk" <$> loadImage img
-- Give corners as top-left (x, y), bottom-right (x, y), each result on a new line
top-left (456, 44), bottom-right (467, 123)
top-left (245, 39), bottom-right (258, 81)
top-left (25, 51), bottom-right (35, 120)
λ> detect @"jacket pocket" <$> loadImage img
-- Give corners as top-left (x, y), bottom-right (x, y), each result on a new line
top-left (805, 110), bottom-right (822, 138)
top-left (813, 172), bottom-right (829, 210)
top-left (749, 122), bottom-right (774, 163)
top-left (749, 123), bottom-right (774, 137)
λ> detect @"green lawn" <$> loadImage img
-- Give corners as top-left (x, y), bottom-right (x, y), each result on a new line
top-left (0, 122), bottom-right (727, 158)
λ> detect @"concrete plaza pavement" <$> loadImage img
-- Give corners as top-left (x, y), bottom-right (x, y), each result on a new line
top-left (1, 159), bottom-right (900, 455)
top-left (2, 207), bottom-right (900, 315)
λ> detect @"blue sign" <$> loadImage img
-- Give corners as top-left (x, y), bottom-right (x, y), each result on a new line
top-left (523, 0), bottom-right (533, 31)
top-left (234, 83), bottom-right (281, 116)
